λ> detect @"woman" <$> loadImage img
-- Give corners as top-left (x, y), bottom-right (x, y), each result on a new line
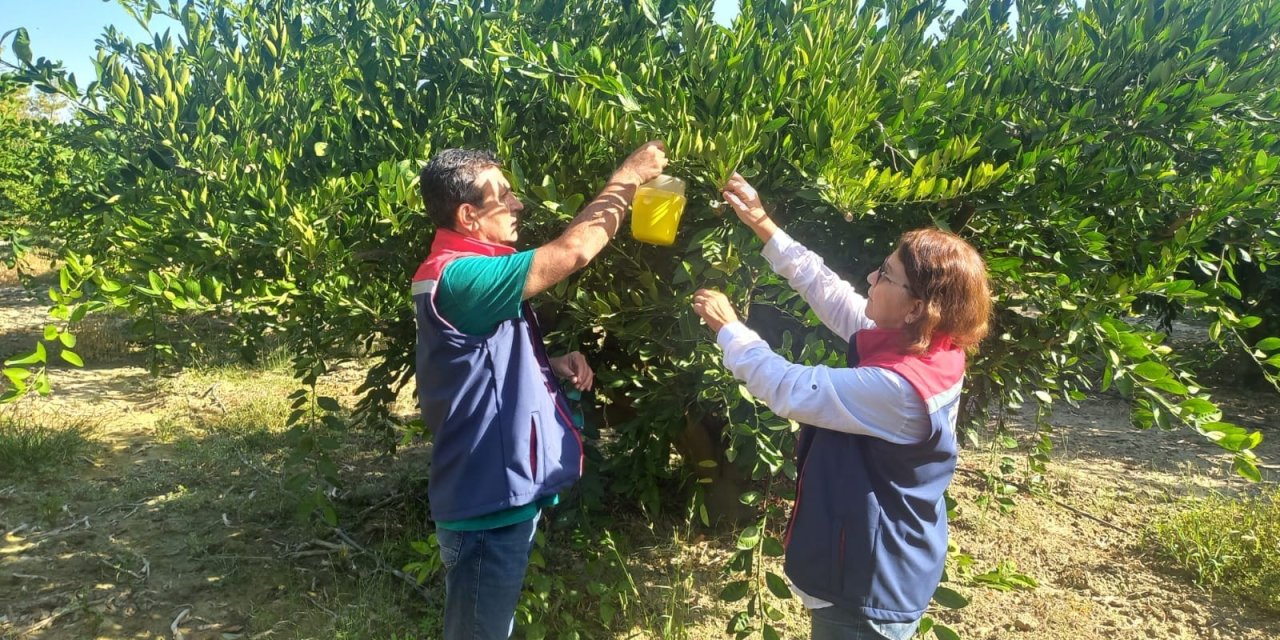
top-left (692, 174), bottom-right (991, 640)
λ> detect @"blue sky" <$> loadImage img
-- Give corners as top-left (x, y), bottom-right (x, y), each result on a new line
top-left (4, 0), bottom-right (971, 85)
top-left (0, 0), bottom-right (161, 84)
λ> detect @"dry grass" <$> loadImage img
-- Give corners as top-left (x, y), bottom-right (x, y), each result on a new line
top-left (3, 339), bottom-right (1277, 639)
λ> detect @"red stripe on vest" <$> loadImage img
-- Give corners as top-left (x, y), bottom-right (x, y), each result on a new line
top-left (413, 227), bottom-right (518, 283)
top-left (854, 329), bottom-right (965, 402)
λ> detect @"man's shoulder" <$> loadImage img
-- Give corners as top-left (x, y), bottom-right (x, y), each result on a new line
top-left (440, 251), bottom-right (534, 287)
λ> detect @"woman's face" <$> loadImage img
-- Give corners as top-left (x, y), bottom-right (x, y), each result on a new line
top-left (865, 250), bottom-right (922, 329)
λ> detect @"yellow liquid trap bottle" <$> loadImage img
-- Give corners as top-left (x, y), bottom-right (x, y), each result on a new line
top-left (630, 175), bottom-right (687, 246)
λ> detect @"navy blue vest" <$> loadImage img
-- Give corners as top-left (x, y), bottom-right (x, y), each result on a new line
top-left (412, 230), bottom-right (583, 522)
top-left (784, 329), bottom-right (964, 622)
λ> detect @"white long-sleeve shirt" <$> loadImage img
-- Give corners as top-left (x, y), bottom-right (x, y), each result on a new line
top-left (713, 230), bottom-right (931, 609)
top-left (716, 230), bottom-right (929, 445)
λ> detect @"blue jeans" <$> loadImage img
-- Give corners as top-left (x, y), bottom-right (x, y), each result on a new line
top-left (436, 513), bottom-right (540, 639)
top-left (811, 605), bottom-right (920, 640)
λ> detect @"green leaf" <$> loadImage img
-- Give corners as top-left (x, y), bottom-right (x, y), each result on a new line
top-left (13, 28), bottom-right (32, 65)
top-left (763, 536), bottom-right (785, 557)
top-left (1233, 456), bottom-right (1262, 482)
top-left (307, 34), bottom-right (340, 47)
top-left (765, 571), bottom-right (791, 599)
top-left (636, 0), bottom-right (659, 25)
top-left (932, 585), bottom-right (970, 609)
top-left (320, 502), bottom-right (338, 526)
top-left (1256, 337), bottom-right (1280, 351)
top-left (762, 116), bottom-right (790, 133)
top-left (317, 396), bottom-right (342, 412)
top-left (1148, 377), bottom-right (1188, 396)
top-left (314, 142), bottom-right (329, 157)
top-left (60, 349), bottom-right (84, 367)
top-left (739, 490), bottom-right (762, 505)
top-left (1200, 93), bottom-right (1234, 108)
top-left (6, 343), bottom-right (47, 367)
top-left (43, 325), bottom-right (58, 341)
top-left (985, 256), bottom-right (1023, 272)
top-left (1178, 398), bottom-right (1219, 419)
top-left (147, 146), bottom-right (176, 170)
top-left (933, 624), bottom-right (962, 640)
top-left (1132, 361), bottom-right (1169, 381)
top-left (737, 525), bottom-right (761, 550)
top-left (719, 580), bottom-right (749, 602)
top-left (918, 617), bottom-right (934, 635)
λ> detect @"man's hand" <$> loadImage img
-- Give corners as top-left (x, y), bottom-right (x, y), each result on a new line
top-left (692, 289), bottom-right (740, 334)
top-left (524, 140), bottom-right (667, 300)
top-left (616, 140), bottom-right (668, 185)
top-left (549, 351), bottom-right (594, 391)
top-left (722, 172), bottom-right (779, 243)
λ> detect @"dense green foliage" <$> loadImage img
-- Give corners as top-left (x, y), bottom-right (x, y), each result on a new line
top-left (0, 76), bottom-right (73, 269)
top-left (4, 1), bottom-right (1280, 635)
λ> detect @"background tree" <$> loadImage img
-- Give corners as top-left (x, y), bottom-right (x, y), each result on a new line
top-left (0, 42), bottom-right (73, 273)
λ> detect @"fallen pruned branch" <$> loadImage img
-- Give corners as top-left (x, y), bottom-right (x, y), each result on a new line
top-left (955, 467), bottom-right (1133, 536)
top-left (18, 596), bottom-right (109, 637)
top-left (331, 527), bottom-right (433, 600)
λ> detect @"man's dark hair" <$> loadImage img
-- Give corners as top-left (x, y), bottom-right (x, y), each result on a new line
top-left (419, 149), bottom-right (501, 230)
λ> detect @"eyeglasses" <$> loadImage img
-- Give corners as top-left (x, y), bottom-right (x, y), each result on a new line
top-left (875, 261), bottom-right (916, 296)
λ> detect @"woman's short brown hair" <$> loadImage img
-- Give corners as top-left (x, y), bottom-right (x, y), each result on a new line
top-left (897, 228), bottom-right (992, 354)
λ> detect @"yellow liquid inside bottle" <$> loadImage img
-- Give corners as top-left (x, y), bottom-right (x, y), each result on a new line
top-left (631, 187), bottom-right (687, 246)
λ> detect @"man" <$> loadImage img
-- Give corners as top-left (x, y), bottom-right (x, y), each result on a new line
top-left (412, 141), bottom-right (667, 639)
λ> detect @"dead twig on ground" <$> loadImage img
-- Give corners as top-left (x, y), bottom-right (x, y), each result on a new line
top-left (94, 499), bottom-right (150, 520)
top-left (955, 467), bottom-right (1134, 536)
top-left (331, 527), bottom-right (433, 600)
top-left (354, 492), bottom-right (404, 523)
top-left (303, 592), bottom-right (338, 618)
top-left (282, 538), bottom-right (348, 560)
top-left (171, 607), bottom-right (191, 639)
top-left (199, 383), bottom-right (229, 415)
top-left (28, 516), bottom-right (90, 540)
top-left (237, 454), bottom-right (276, 482)
top-left (18, 596), bottom-right (109, 637)
top-left (98, 555), bottom-right (149, 582)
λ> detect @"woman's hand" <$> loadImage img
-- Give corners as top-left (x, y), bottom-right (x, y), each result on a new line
top-left (722, 173), bottom-right (779, 243)
top-left (549, 351), bottom-right (594, 391)
top-left (692, 289), bottom-right (740, 333)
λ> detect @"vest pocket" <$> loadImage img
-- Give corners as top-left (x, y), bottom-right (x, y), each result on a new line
top-left (529, 411), bottom-right (545, 483)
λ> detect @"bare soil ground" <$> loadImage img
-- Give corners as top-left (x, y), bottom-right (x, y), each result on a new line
top-left (1, 269), bottom-right (1277, 639)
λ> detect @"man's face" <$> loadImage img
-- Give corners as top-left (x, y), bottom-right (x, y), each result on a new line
top-left (458, 166), bottom-right (524, 246)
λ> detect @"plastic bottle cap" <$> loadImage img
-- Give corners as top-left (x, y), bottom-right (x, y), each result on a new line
top-left (642, 174), bottom-right (686, 195)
